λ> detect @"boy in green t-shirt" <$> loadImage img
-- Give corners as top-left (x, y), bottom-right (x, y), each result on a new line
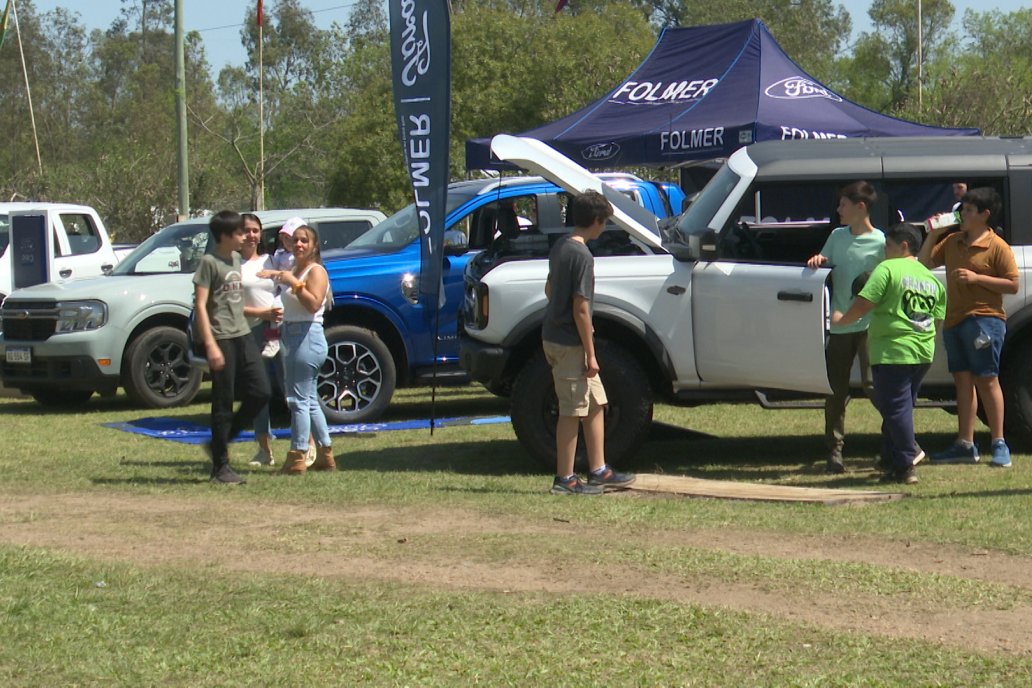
top-left (832, 224), bottom-right (946, 484)
top-left (807, 181), bottom-right (885, 473)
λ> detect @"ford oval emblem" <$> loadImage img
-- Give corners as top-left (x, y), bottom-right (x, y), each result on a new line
top-left (581, 142), bottom-right (620, 162)
top-left (765, 76), bottom-right (843, 102)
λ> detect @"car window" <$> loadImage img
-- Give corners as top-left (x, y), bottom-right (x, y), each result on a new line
top-left (315, 220), bottom-right (374, 251)
top-left (716, 181), bottom-right (840, 264)
top-left (59, 213), bottom-right (102, 255)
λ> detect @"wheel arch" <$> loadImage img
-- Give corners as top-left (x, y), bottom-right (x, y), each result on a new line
top-left (121, 311), bottom-right (190, 380)
top-left (324, 302), bottom-right (411, 386)
top-left (495, 304), bottom-right (673, 400)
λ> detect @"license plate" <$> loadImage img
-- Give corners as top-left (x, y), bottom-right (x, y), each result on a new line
top-left (5, 347), bottom-right (31, 364)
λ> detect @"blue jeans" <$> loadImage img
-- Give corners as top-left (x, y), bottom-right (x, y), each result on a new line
top-left (249, 323), bottom-right (284, 438)
top-left (281, 321), bottom-right (331, 450)
top-left (871, 364), bottom-right (930, 472)
top-left (942, 315), bottom-right (1006, 377)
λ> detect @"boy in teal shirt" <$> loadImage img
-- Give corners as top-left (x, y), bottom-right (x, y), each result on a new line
top-left (807, 181), bottom-right (885, 473)
top-left (832, 223), bottom-right (946, 484)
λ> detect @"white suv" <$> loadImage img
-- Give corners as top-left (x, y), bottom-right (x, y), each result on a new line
top-left (0, 208), bottom-right (384, 409)
top-left (460, 136), bottom-right (1032, 466)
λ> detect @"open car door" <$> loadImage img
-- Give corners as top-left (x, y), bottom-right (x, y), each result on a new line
top-left (691, 261), bottom-right (832, 394)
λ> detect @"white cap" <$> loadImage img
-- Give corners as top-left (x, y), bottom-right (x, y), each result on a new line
top-left (279, 216), bottom-right (306, 236)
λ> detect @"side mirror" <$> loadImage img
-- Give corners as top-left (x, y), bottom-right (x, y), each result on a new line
top-left (443, 230), bottom-right (468, 256)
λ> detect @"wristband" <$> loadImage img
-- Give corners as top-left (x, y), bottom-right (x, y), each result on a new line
top-left (291, 281), bottom-right (306, 295)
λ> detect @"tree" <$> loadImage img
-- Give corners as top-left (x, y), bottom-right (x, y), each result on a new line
top-left (895, 8), bottom-right (1032, 135)
top-left (836, 0), bottom-right (955, 112)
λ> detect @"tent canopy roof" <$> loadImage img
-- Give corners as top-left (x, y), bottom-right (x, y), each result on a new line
top-left (465, 19), bottom-right (978, 170)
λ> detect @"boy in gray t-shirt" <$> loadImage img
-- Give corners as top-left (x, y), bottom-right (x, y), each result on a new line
top-left (193, 211), bottom-right (270, 484)
top-left (543, 190), bottom-right (635, 495)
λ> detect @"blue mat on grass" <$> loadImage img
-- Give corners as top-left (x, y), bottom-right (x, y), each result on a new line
top-left (103, 415), bottom-right (512, 445)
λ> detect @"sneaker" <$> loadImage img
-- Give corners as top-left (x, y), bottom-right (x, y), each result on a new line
top-left (990, 439), bottom-right (1012, 468)
top-left (210, 465), bottom-right (246, 485)
top-left (587, 465), bottom-right (636, 491)
top-left (913, 448), bottom-right (925, 466)
top-left (249, 448), bottom-right (273, 466)
top-left (305, 443), bottom-right (317, 468)
top-left (261, 338), bottom-right (281, 359)
top-left (901, 468), bottom-right (919, 485)
top-left (550, 475), bottom-right (603, 495)
top-left (930, 442), bottom-right (980, 465)
top-left (825, 458), bottom-right (845, 474)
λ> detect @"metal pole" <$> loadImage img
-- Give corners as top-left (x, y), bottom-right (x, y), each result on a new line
top-left (917, 0), bottom-right (923, 112)
top-left (11, 0), bottom-right (43, 176)
top-left (257, 17), bottom-right (265, 210)
top-left (175, 0), bottom-right (190, 220)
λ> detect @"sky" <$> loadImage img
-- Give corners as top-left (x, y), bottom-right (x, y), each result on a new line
top-left (28, 0), bottom-right (1031, 75)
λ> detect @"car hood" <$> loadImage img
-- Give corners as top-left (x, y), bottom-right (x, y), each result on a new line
top-left (6, 273), bottom-right (194, 306)
top-left (489, 135), bottom-right (664, 251)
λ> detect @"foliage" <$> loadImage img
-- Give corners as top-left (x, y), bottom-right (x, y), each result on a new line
top-left (1, 1), bottom-right (1032, 239)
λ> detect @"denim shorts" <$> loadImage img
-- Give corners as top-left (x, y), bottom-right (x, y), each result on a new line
top-left (942, 316), bottom-right (1006, 377)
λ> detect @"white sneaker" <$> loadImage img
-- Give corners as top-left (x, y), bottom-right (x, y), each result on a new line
top-left (305, 443), bottom-right (317, 467)
top-left (261, 338), bottom-right (281, 359)
top-left (249, 448), bottom-right (273, 466)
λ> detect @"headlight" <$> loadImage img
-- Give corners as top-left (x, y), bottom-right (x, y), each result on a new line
top-left (55, 300), bottom-right (108, 333)
top-left (400, 272), bottom-right (419, 305)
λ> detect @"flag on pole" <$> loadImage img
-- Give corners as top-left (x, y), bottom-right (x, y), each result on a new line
top-left (0, 0), bottom-right (12, 50)
top-left (388, 0), bottom-right (451, 309)
top-left (257, 0), bottom-right (263, 28)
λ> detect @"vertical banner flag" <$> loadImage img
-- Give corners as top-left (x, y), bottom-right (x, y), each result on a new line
top-left (0, 0), bottom-right (12, 50)
top-left (256, 0), bottom-right (263, 27)
top-left (389, 0), bottom-right (451, 307)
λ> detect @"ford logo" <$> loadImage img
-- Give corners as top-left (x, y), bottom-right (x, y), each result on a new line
top-left (765, 77), bottom-right (842, 102)
top-left (582, 142), bottom-right (620, 162)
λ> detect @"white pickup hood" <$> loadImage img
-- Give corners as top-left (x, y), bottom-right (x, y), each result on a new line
top-left (489, 135), bottom-right (665, 251)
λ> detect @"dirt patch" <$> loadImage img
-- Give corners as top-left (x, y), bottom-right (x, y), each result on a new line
top-left (2, 492), bottom-right (1031, 656)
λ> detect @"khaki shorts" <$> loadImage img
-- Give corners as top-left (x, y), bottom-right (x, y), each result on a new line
top-left (542, 340), bottom-right (607, 417)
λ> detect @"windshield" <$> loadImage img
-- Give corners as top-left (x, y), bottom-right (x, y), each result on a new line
top-left (348, 186), bottom-right (481, 250)
top-left (112, 222), bottom-right (211, 275)
top-left (673, 164), bottom-right (740, 238)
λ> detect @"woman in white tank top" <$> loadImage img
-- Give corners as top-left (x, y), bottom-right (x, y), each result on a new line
top-left (259, 224), bottom-right (335, 474)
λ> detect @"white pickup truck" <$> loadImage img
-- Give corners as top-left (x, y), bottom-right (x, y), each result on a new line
top-left (0, 203), bottom-right (122, 303)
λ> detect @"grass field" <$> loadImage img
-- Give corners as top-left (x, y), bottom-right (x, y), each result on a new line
top-left (1, 385), bottom-right (1031, 686)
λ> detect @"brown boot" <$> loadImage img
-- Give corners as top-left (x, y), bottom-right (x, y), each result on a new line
top-left (280, 449), bottom-right (307, 475)
top-left (311, 445), bottom-right (336, 471)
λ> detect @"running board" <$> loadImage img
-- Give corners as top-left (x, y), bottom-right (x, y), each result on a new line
top-left (754, 390), bottom-right (956, 410)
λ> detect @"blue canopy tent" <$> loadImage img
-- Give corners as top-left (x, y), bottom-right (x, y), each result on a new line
top-left (465, 19), bottom-right (978, 172)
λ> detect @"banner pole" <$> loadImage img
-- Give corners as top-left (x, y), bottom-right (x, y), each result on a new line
top-left (257, 15), bottom-right (265, 210)
top-left (11, 0), bottom-right (42, 176)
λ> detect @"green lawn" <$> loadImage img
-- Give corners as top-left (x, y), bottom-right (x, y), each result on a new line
top-left (1, 386), bottom-right (1030, 685)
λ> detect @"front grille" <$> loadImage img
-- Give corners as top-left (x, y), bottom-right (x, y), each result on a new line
top-left (1, 300), bottom-right (59, 342)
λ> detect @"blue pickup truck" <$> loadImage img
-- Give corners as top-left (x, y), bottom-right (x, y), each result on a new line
top-left (316, 173), bottom-right (684, 423)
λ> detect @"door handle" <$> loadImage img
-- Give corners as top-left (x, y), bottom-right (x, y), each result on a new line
top-left (777, 290), bottom-right (813, 302)
top-left (59, 269), bottom-right (72, 278)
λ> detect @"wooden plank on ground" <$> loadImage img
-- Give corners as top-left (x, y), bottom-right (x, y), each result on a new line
top-left (624, 473), bottom-right (904, 505)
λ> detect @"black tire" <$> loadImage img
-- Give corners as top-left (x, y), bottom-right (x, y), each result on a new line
top-left (1002, 342), bottom-right (1032, 450)
top-left (31, 388), bottom-right (93, 407)
top-left (510, 340), bottom-right (654, 470)
top-left (122, 326), bottom-right (203, 408)
top-left (319, 325), bottom-right (397, 424)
